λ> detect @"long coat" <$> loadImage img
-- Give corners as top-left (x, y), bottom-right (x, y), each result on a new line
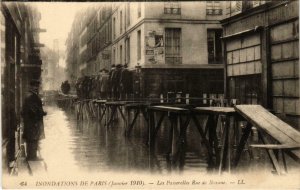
top-left (21, 90), bottom-right (46, 141)
top-left (120, 68), bottom-right (133, 93)
top-left (100, 73), bottom-right (109, 93)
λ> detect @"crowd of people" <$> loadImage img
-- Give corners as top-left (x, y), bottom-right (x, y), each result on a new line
top-left (75, 64), bottom-right (134, 100)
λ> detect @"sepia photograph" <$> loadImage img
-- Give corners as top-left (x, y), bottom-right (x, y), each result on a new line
top-left (1, 1), bottom-right (300, 189)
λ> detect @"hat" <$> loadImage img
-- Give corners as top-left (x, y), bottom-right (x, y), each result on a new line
top-left (30, 79), bottom-right (41, 86)
top-left (116, 64), bottom-right (122, 68)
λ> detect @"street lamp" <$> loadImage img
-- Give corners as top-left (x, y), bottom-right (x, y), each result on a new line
top-left (135, 62), bottom-right (141, 73)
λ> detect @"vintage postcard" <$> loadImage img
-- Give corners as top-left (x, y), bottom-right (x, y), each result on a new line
top-left (1, 1), bottom-right (300, 189)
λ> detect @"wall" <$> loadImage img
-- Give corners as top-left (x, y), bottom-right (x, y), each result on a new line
top-left (222, 1), bottom-right (299, 127)
top-left (144, 22), bottom-right (222, 66)
top-left (112, 23), bottom-right (145, 69)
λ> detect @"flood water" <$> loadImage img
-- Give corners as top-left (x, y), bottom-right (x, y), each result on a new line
top-left (39, 103), bottom-right (210, 175)
top-left (38, 103), bottom-right (298, 176)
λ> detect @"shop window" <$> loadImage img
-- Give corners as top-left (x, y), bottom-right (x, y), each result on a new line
top-left (229, 74), bottom-right (261, 104)
top-left (206, 1), bottom-right (222, 15)
top-left (164, 2), bottom-right (181, 15)
top-left (207, 29), bottom-right (222, 64)
top-left (165, 28), bottom-right (182, 64)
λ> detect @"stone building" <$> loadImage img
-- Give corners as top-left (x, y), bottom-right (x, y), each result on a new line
top-left (66, 4), bottom-right (113, 85)
top-left (66, 2), bottom-right (227, 98)
top-left (108, 2), bottom-right (226, 98)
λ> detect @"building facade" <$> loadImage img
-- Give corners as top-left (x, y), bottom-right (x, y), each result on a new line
top-left (1, 2), bottom-right (43, 169)
top-left (66, 4), bottom-right (113, 86)
top-left (110, 2), bottom-right (226, 98)
top-left (221, 1), bottom-right (299, 128)
top-left (111, 2), bottom-right (226, 67)
top-left (66, 2), bottom-right (227, 98)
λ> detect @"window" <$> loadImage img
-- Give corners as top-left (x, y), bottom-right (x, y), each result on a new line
top-left (207, 29), bottom-right (222, 64)
top-left (127, 3), bottom-right (130, 27)
top-left (137, 30), bottom-right (141, 60)
top-left (98, 11), bottom-right (101, 25)
top-left (113, 48), bottom-right (116, 64)
top-left (126, 37), bottom-right (130, 64)
top-left (165, 28), bottom-right (182, 64)
top-left (120, 11), bottom-right (123, 34)
top-left (113, 17), bottom-right (116, 39)
top-left (120, 45), bottom-right (123, 64)
top-left (206, 1), bottom-right (222, 15)
top-left (102, 7), bottom-right (106, 21)
top-left (137, 2), bottom-right (141, 18)
top-left (164, 2), bottom-right (181, 15)
top-left (229, 74), bottom-right (261, 105)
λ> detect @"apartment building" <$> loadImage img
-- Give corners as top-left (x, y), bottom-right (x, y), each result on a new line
top-left (66, 4), bottom-right (113, 82)
top-left (112, 2), bottom-right (226, 67)
top-left (66, 2), bottom-right (227, 98)
top-left (111, 2), bottom-right (226, 97)
top-left (85, 4), bottom-right (113, 75)
top-left (66, 9), bottom-right (88, 85)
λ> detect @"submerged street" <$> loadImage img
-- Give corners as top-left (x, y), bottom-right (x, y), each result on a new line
top-left (38, 103), bottom-right (208, 175)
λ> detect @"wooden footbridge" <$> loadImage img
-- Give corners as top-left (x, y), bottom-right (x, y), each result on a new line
top-left (56, 95), bottom-right (300, 175)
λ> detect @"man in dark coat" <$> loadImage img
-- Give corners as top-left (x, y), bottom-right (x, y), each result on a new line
top-left (113, 64), bottom-right (123, 100)
top-left (120, 64), bottom-right (133, 100)
top-left (108, 64), bottom-right (116, 99)
top-left (21, 79), bottom-right (46, 161)
top-left (99, 69), bottom-right (109, 99)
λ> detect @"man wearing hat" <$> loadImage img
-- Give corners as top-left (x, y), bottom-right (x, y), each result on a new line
top-left (108, 64), bottom-right (116, 99)
top-left (21, 79), bottom-right (46, 161)
top-left (99, 69), bottom-right (109, 99)
top-left (120, 64), bottom-right (133, 100)
top-left (113, 64), bottom-right (123, 100)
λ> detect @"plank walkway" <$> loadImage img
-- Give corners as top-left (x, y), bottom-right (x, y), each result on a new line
top-left (235, 105), bottom-right (300, 159)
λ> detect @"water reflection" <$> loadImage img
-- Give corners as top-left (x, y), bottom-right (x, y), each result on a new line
top-left (40, 105), bottom-right (209, 175)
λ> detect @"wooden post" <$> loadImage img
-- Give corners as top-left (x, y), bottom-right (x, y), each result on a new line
top-left (170, 114), bottom-right (180, 167)
top-left (234, 122), bottom-right (252, 167)
top-left (148, 110), bottom-right (155, 153)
